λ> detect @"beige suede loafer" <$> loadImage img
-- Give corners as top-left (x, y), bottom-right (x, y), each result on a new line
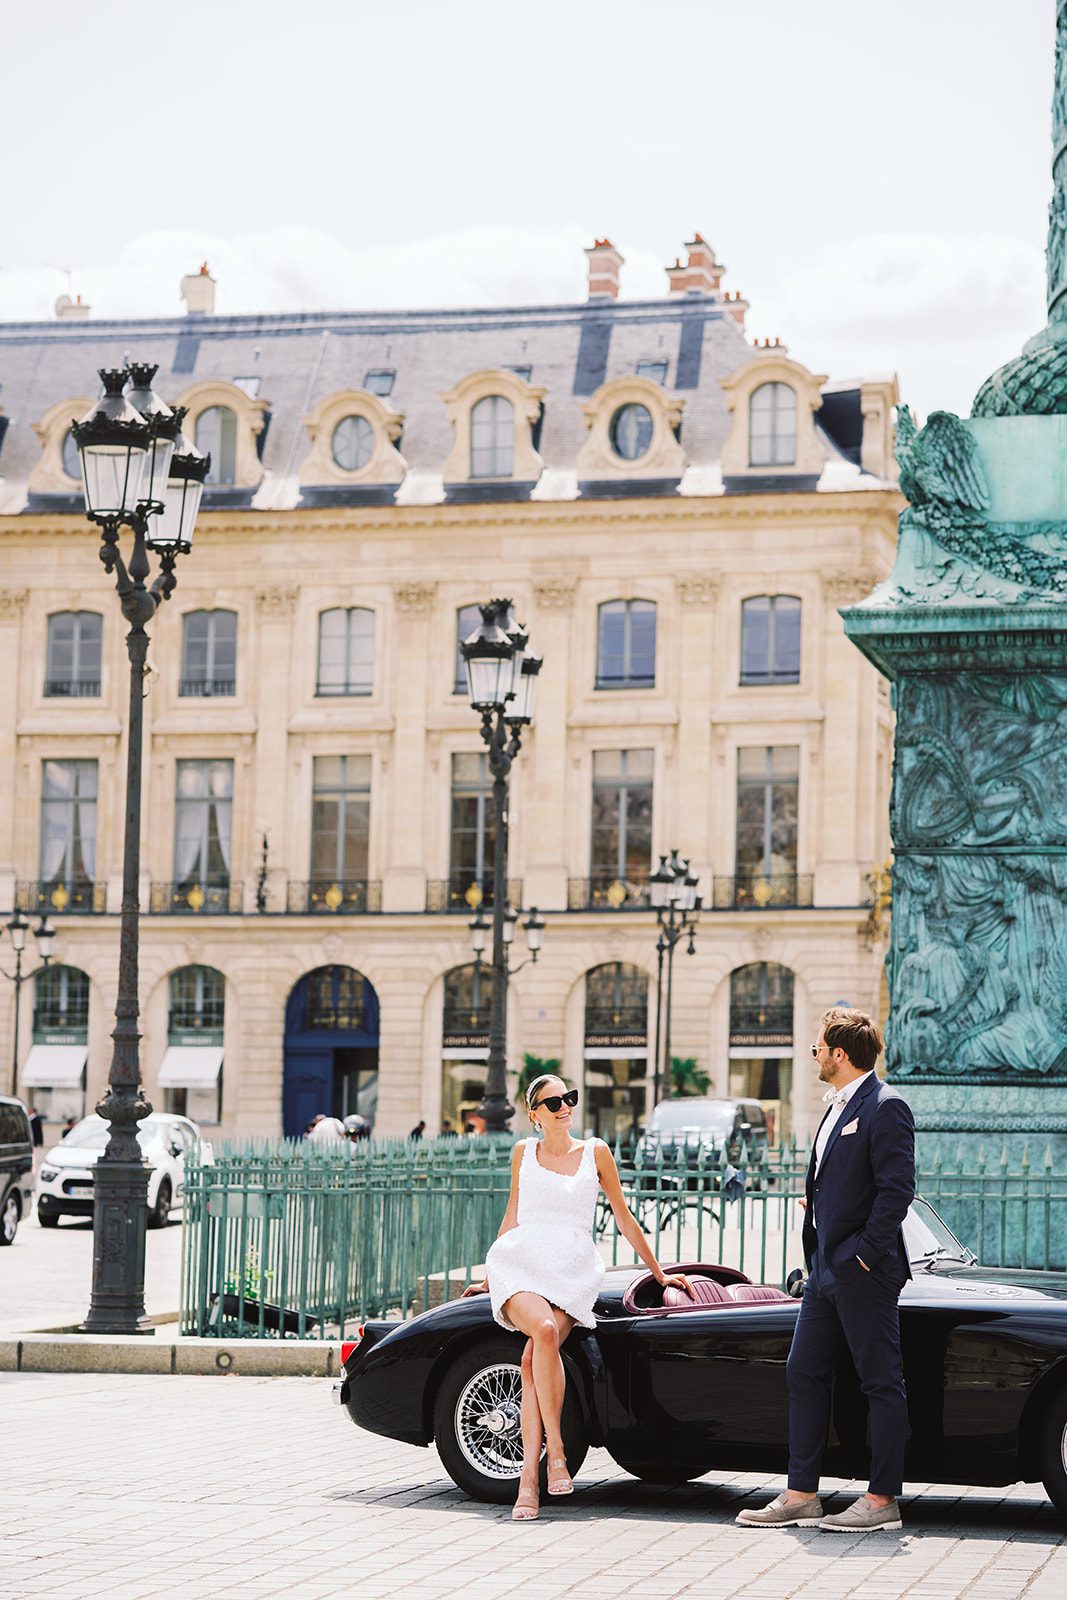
top-left (736, 1492), bottom-right (824, 1527)
top-left (819, 1496), bottom-right (902, 1532)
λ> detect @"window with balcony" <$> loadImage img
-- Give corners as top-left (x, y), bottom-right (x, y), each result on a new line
top-left (587, 749), bottom-right (653, 907)
top-left (734, 746), bottom-right (799, 906)
top-left (304, 755), bottom-right (372, 912)
top-left (180, 609), bottom-right (237, 697)
top-left (164, 965), bottom-right (225, 1120)
top-left (596, 599), bottom-right (656, 690)
top-left (45, 611), bottom-right (102, 698)
top-left (448, 752), bottom-right (496, 909)
top-left (740, 595), bottom-right (801, 685)
top-left (38, 760), bottom-right (98, 912)
top-left (169, 965), bottom-right (225, 1039)
top-left (316, 607), bottom-right (375, 696)
top-left (171, 759), bottom-right (233, 912)
top-left (33, 964), bottom-right (90, 1038)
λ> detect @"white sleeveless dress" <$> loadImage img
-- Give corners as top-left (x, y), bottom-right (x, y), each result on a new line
top-left (486, 1136), bottom-right (606, 1332)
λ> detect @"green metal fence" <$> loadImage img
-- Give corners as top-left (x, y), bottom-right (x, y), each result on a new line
top-left (179, 1135), bottom-right (1067, 1339)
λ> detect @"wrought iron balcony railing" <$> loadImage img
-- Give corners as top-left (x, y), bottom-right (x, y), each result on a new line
top-left (178, 678), bottom-right (236, 697)
top-left (568, 872), bottom-right (652, 911)
top-left (728, 1004), bottom-right (795, 1040)
top-left (16, 880), bottom-right (107, 915)
top-left (33, 1009), bottom-right (89, 1036)
top-left (426, 876), bottom-right (522, 913)
top-left (43, 679), bottom-right (101, 698)
top-left (168, 1009), bottom-right (225, 1036)
top-left (286, 880), bottom-right (383, 914)
top-left (150, 881), bottom-right (243, 915)
top-left (584, 1004), bottom-right (649, 1039)
top-left (442, 1004), bottom-right (491, 1039)
top-left (712, 873), bottom-right (812, 910)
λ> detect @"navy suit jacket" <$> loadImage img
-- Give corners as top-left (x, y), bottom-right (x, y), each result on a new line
top-left (803, 1071), bottom-right (915, 1284)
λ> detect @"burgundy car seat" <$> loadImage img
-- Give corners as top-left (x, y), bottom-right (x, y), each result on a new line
top-left (725, 1284), bottom-right (793, 1303)
top-left (662, 1276), bottom-right (731, 1307)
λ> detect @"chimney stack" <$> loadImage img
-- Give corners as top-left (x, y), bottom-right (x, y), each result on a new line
top-left (54, 293), bottom-right (90, 320)
top-left (181, 262), bottom-right (216, 316)
top-left (585, 238), bottom-right (624, 300)
top-left (666, 233), bottom-right (724, 296)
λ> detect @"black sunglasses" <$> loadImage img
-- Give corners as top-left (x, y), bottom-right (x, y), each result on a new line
top-left (533, 1089), bottom-right (579, 1113)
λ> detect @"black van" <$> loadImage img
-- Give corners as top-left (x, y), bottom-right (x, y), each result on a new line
top-left (0, 1095), bottom-right (34, 1245)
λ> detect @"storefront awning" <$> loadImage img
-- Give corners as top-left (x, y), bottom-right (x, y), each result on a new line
top-left (21, 1044), bottom-right (88, 1087)
top-left (158, 1046), bottom-right (224, 1088)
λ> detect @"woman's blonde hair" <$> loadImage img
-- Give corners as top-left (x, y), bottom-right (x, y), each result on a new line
top-left (524, 1073), bottom-right (567, 1116)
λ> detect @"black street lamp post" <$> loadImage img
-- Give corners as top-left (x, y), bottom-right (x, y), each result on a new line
top-left (72, 365), bottom-right (208, 1333)
top-left (3, 911), bottom-right (57, 1097)
top-left (460, 600), bottom-right (544, 1133)
top-left (649, 851), bottom-right (701, 1104)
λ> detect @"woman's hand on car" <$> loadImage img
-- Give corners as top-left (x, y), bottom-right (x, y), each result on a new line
top-left (461, 1279), bottom-right (489, 1297)
top-left (659, 1273), bottom-right (695, 1296)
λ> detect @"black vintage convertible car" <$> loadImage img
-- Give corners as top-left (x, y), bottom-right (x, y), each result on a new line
top-left (334, 1198), bottom-right (1067, 1517)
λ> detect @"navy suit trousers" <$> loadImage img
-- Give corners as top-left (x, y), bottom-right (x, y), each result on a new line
top-left (786, 1248), bottom-right (909, 1497)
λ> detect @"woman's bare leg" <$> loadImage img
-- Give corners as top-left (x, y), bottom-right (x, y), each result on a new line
top-left (502, 1293), bottom-right (575, 1468)
top-left (512, 1338), bottom-right (543, 1517)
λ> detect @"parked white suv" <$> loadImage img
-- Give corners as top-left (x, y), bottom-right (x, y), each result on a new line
top-left (35, 1112), bottom-right (210, 1229)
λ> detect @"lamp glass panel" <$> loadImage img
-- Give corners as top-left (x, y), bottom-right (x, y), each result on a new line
top-left (82, 443), bottom-right (147, 517)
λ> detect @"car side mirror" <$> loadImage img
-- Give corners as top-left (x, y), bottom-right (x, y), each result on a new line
top-left (786, 1268), bottom-right (806, 1299)
top-left (168, 1138), bottom-right (182, 1157)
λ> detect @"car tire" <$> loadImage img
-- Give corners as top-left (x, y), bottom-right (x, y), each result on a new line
top-left (37, 1209), bottom-right (60, 1229)
top-left (432, 1336), bottom-right (589, 1504)
top-left (1039, 1386), bottom-right (1067, 1518)
top-left (616, 1458), bottom-right (707, 1486)
top-left (148, 1179), bottom-right (172, 1230)
top-left (0, 1190), bottom-right (19, 1246)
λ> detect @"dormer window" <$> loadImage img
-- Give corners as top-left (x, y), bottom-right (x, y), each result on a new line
top-left (364, 369), bottom-right (395, 397)
top-left (749, 383), bottom-right (797, 467)
top-left (610, 404), bottom-right (654, 462)
top-left (331, 415), bottom-right (375, 472)
top-left (61, 428), bottom-right (81, 481)
top-left (470, 395), bottom-right (514, 478)
top-left (195, 406), bottom-right (238, 484)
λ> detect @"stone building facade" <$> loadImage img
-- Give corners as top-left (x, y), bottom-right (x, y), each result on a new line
top-left (0, 238), bottom-right (900, 1141)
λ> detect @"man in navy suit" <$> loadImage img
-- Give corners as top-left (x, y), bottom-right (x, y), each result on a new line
top-left (738, 1006), bottom-right (915, 1532)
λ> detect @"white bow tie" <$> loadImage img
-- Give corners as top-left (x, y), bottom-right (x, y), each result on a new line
top-left (822, 1087), bottom-right (848, 1108)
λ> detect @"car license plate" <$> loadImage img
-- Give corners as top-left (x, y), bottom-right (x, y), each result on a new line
top-left (69, 1185), bottom-right (94, 1198)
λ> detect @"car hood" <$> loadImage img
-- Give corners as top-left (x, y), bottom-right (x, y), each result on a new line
top-left (910, 1259), bottom-right (1067, 1303)
top-left (43, 1144), bottom-right (159, 1169)
top-left (641, 1129), bottom-right (727, 1142)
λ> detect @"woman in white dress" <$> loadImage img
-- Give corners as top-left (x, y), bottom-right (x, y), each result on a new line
top-left (463, 1074), bottom-right (693, 1520)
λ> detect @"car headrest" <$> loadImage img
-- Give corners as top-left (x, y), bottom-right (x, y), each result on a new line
top-left (663, 1276), bottom-right (731, 1307)
top-left (726, 1284), bottom-right (793, 1303)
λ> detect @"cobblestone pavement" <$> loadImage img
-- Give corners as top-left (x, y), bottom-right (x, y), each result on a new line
top-left (3, 1373), bottom-right (1067, 1600)
top-left (0, 1211), bottom-right (182, 1334)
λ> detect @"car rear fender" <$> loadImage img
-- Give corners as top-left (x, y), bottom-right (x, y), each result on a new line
top-left (421, 1329), bottom-right (602, 1447)
top-left (1017, 1354), bottom-right (1067, 1479)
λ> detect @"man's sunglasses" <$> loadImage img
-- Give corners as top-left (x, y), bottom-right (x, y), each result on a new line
top-left (532, 1089), bottom-right (579, 1113)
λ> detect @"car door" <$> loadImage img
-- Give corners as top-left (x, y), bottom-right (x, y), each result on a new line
top-left (598, 1299), bottom-right (798, 1472)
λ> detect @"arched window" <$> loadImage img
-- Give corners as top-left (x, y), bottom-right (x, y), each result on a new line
top-left (303, 965), bottom-right (370, 1031)
top-left (470, 395), bottom-right (513, 478)
top-left (442, 963), bottom-right (490, 1038)
top-left (45, 611), bottom-right (103, 697)
top-left (584, 963), bottom-right (648, 1039)
top-left (195, 405), bottom-right (238, 484)
top-left (749, 382), bottom-right (797, 467)
top-left (316, 607), bottom-right (375, 696)
top-left (740, 595), bottom-right (801, 685)
top-left (596, 599), bottom-right (656, 689)
top-left (33, 965), bottom-right (90, 1038)
top-left (180, 609), bottom-right (237, 697)
top-left (728, 963), bottom-right (795, 1143)
top-left (168, 966), bottom-right (225, 1038)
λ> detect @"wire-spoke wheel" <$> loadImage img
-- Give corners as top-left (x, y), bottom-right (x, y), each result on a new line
top-left (0, 1189), bottom-right (19, 1246)
top-left (433, 1337), bottom-right (589, 1503)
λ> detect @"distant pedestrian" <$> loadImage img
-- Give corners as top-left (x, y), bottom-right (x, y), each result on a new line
top-left (441, 1120), bottom-right (457, 1138)
top-left (308, 1114), bottom-right (346, 1143)
top-left (343, 1114), bottom-right (370, 1140)
top-left (62, 1117), bottom-right (77, 1138)
top-left (27, 1106), bottom-right (43, 1148)
top-left (409, 1120), bottom-right (426, 1140)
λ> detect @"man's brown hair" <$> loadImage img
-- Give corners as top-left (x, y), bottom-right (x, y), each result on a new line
top-left (820, 1007), bottom-right (883, 1074)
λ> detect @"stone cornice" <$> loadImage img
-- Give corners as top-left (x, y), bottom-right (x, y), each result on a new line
top-left (0, 487), bottom-right (904, 543)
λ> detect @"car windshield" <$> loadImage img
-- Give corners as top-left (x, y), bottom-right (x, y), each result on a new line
top-left (60, 1116), bottom-right (166, 1153)
top-left (905, 1197), bottom-right (975, 1265)
top-left (648, 1102), bottom-right (734, 1132)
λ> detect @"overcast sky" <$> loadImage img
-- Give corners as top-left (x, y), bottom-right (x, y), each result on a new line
top-left (0, 0), bottom-right (1055, 417)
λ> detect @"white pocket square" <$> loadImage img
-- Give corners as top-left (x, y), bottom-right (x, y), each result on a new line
top-left (840, 1119), bottom-right (860, 1136)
